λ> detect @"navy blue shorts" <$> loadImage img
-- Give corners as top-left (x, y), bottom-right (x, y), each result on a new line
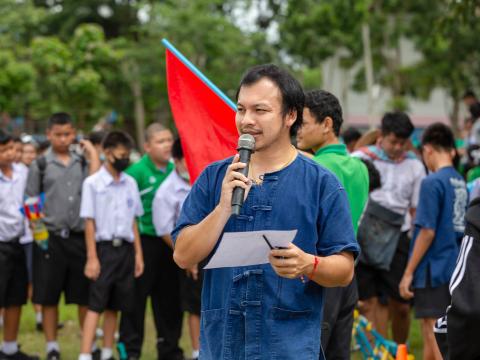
top-left (0, 241), bottom-right (28, 307)
top-left (88, 241), bottom-right (135, 313)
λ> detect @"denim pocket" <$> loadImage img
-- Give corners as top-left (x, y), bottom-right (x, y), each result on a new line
top-left (269, 307), bottom-right (317, 360)
top-left (200, 308), bottom-right (225, 360)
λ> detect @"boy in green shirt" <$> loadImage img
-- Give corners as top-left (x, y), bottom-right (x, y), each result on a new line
top-left (297, 90), bottom-right (369, 359)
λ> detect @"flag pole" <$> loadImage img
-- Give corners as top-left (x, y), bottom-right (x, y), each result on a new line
top-left (161, 39), bottom-right (236, 111)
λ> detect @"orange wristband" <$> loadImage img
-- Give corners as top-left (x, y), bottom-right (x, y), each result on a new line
top-left (307, 256), bottom-right (319, 279)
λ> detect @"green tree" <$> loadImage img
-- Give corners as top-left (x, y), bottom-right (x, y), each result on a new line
top-left (0, 50), bottom-right (36, 115)
top-left (30, 24), bottom-right (118, 129)
top-left (0, 0), bottom-right (45, 130)
top-left (405, 0), bottom-right (480, 133)
top-left (262, 0), bottom-right (480, 131)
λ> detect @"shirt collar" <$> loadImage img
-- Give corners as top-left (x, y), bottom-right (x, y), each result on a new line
top-left (314, 143), bottom-right (348, 157)
top-left (99, 165), bottom-right (127, 186)
top-left (171, 170), bottom-right (192, 192)
top-left (144, 154), bottom-right (174, 174)
top-left (363, 145), bottom-right (417, 164)
top-left (45, 147), bottom-right (81, 165)
top-left (0, 164), bottom-right (22, 182)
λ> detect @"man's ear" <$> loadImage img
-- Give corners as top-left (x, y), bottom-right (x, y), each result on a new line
top-left (324, 116), bottom-right (334, 134)
top-left (422, 144), bottom-right (432, 155)
top-left (285, 110), bottom-right (297, 129)
top-left (450, 148), bottom-right (457, 159)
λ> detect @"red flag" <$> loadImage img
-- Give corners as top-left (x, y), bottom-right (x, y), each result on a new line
top-left (163, 39), bottom-right (238, 183)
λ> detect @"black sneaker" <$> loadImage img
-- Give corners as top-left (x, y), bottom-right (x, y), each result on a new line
top-left (91, 349), bottom-right (101, 360)
top-left (46, 350), bottom-right (60, 360)
top-left (35, 322), bottom-right (42, 332)
top-left (0, 350), bottom-right (40, 360)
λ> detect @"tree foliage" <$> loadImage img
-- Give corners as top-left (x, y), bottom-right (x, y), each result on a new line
top-left (0, 0), bottom-right (479, 136)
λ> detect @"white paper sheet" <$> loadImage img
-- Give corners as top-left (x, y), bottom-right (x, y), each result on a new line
top-left (204, 230), bottom-right (298, 269)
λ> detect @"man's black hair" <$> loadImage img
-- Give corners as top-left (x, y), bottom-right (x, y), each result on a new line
top-left (172, 138), bottom-right (184, 160)
top-left (102, 131), bottom-right (134, 150)
top-left (88, 131), bottom-right (107, 146)
top-left (47, 112), bottom-right (73, 129)
top-left (304, 90), bottom-right (343, 137)
top-left (0, 130), bottom-right (12, 145)
top-left (380, 112), bottom-right (414, 139)
top-left (463, 90), bottom-right (477, 99)
top-left (421, 122), bottom-right (456, 151)
top-left (236, 64), bottom-right (305, 136)
top-left (12, 135), bottom-right (22, 144)
top-left (360, 158), bottom-right (381, 192)
top-left (342, 127), bottom-right (362, 145)
top-left (470, 103), bottom-right (480, 119)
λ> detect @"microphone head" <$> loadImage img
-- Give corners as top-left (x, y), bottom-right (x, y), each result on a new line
top-left (237, 133), bottom-right (255, 151)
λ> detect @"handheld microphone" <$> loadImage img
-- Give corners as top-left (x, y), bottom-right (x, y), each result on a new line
top-left (231, 134), bottom-right (255, 216)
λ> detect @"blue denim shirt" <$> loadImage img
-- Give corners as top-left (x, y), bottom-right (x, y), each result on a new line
top-left (172, 154), bottom-right (359, 359)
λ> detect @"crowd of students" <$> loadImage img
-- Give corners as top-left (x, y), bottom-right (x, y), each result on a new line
top-left (0, 85), bottom-right (479, 360)
top-left (0, 116), bottom-right (197, 360)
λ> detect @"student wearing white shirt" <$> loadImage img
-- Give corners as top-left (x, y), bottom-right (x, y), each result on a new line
top-left (0, 130), bottom-right (39, 360)
top-left (78, 131), bottom-right (144, 360)
top-left (353, 113), bottom-right (425, 344)
top-left (19, 139), bottom-right (44, 332)
top-left (152, 139), bottom-right (200, 360)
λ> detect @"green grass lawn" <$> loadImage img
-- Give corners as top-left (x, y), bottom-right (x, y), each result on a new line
top-left (10, 301), bottom-right (192, 360)
top-left (6, 302), bottom-right (423, 359)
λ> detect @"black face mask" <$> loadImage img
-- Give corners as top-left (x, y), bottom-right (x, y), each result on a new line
top-left (111, 156), bottom-right (130, 172)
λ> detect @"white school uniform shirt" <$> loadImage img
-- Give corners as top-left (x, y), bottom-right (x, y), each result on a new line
top-left (353, 149), bottom-right (425, 231)
top-left (80, 166), bottom-right (144, 242)
top-left (0, 163), bottom-right (27, 241)
top-left (152, 170), bottom-right (191, 236)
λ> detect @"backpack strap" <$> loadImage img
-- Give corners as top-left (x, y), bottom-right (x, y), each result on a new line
top-left (36, 155), bottom-right (47, 194)
top-left (36, 154), bottom-right (87, 194)
top-left (80, 155), bottom-right (87, 173)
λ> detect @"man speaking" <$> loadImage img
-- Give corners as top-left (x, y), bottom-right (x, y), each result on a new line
top-left (172, 64), bottom-right (359, 359)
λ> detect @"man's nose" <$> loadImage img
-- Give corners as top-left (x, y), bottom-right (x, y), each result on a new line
top-left (240, 111), bottom-right (256, 127)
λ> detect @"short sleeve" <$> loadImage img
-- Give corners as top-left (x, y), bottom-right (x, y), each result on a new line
top-left (171, 168), bottom-right (212, 244)
top-left (152, 187), bottom-right (176, 236)
top-left (317, 185), bottom-right (360, 257)
top-left (410, 162), bottom-right (426, 209)
top-left (80, 179), bottom-right (95, 219)
top-left (415, 177), bottom-right (441, 230)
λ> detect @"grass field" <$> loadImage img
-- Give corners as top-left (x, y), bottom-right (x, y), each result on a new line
top-left (9, 301), bottom-right (192, 360)
top-left (5, 302), bottom-right (423, 359)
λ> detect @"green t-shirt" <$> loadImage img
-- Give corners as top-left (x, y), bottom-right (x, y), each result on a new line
top-left (126, 154), bottom-right (174, 236)
top-left (467, 166), bottom-right (480, 183)
top-left (313, 144), bottom-right (369, 234)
